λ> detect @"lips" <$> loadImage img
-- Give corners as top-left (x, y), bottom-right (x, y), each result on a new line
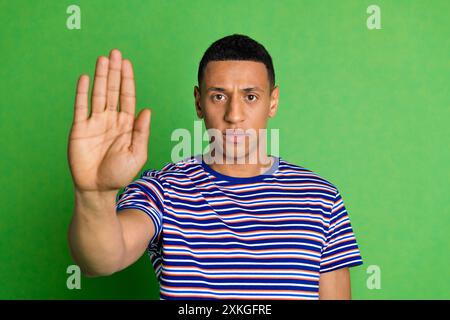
top-left (222, 129), bottom-right (247, 136)
top-left (222, 129), bottom-right (248, 143)
top-left (223, 132), bottom-right (247, 136)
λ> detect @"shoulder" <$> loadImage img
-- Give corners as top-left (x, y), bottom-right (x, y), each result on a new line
top-left (125, 156), bottom-right (201, 198)
top-left (140, 155), bottom-right (202, 182)
top-left (277, 156), bottom-right (339, 196)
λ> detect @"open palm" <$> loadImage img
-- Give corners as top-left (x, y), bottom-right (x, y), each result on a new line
top-left (68, 49), bottom-right (151, 193)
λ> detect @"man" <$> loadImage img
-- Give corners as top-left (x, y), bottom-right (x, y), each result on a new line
top-left (68, 34), bottom-right (363, 300)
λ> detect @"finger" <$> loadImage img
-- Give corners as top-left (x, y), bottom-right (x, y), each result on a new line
top-left (130, 109), bottom-right (151, 158)
top-left (91, 56), bottom-right (109, 114)
top-left (119, 59), bottom-right (136, 116)
top-left (106, 49), bottom-right (122, 111)
top-left (74, 74), bottom-right (89, 123)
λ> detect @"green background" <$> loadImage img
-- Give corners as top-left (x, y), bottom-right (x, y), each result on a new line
top-left (0, 0), bottom-right (449, 299)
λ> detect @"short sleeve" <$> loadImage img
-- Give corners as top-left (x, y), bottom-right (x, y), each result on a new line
top-left (320, 189), bottom-right (363, 273)
top-left (115, 169), bottom-right (164, 246)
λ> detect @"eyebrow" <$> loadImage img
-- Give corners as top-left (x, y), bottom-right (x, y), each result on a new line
top-left (206, 86), bottom-right (264, 93)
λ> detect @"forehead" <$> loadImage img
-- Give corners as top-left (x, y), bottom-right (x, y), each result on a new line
top-left (203, 60), bottom-right (269, 88)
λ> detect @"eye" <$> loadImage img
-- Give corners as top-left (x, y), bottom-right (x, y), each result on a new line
top-left (246, 94), bottom-right (258, 102)
top-left (212, 94), bottom-right (226, 102)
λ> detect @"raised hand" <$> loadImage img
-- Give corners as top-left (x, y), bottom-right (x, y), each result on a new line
top-left (67, 49), bottom-right (151, 193)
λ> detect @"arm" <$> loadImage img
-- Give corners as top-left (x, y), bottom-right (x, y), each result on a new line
top-left (67, 48), bottom-right (153, 277)
top-left (68, 190), bottom-right (155, 277)
top-left (318, 267), bottom-right (352, 300)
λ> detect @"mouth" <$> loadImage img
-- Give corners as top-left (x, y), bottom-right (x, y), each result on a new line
top-left (222, 129), bottom-right (248, 143)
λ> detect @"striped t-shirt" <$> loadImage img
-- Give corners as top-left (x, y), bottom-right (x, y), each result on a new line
top-left (115, 155), bottom-right (363, 300)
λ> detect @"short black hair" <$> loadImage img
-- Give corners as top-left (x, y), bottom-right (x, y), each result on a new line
top-left (197, 34), bottom-right (275, 90)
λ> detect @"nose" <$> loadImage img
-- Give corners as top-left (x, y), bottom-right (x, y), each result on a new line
top-left (224, 95), bottom-right (245, 124)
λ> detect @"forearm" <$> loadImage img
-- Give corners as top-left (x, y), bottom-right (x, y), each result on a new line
top-left (319, 268), bottom-right (352, 300)
top-left (68, 190), bottom-right (125, 277)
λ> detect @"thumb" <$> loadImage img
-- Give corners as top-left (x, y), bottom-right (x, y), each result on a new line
top-left (130, 108), bottom-right (151, 158)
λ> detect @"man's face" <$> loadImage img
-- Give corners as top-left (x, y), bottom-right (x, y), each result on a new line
top-left (194, 60), bottom-right (279, 162)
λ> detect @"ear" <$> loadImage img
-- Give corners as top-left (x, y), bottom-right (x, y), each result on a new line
top-left (194, 85), bottom-right (203, 119)
top-left (268, 85), bottom-right (279, 118)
